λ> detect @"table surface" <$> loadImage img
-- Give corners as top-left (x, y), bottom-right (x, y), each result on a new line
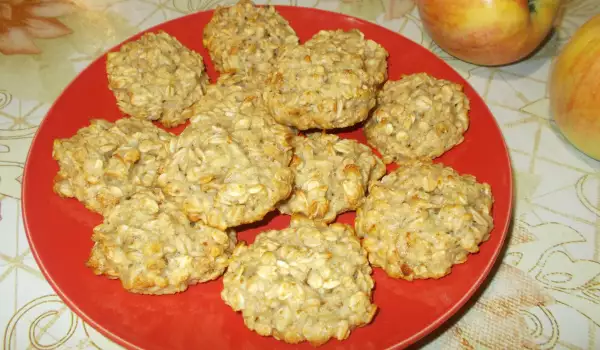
top-left (1, 0), bottom-right (600, 349)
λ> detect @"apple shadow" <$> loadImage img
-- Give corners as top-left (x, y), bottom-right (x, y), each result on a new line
top-left (521, 28), bottom-right (560, 61)
top-left (546, 119), bottom-right (600, 170)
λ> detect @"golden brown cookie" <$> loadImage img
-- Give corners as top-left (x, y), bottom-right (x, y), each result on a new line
top-left (364, 73), bottom-right (469, 163)
top-left (278, 133), bottom-right (386, 223)
top-left (221, 215), bottom-right (377, 346)
top-left (107, 31), bottom-right (209, 127)
top-left (265, 29), bottom-right (388, 130)
top-left (87, 190), bottom-right (236, 295)
top-left (158, 103), bottom-right (295, 230)
top-left (355, 161), bottom-right (494, 280)
top-left (53, 118), bottom-right (173, 215)
top-left (203, 0), bottom-right (299, 76)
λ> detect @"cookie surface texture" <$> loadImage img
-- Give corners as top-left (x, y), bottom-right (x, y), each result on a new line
top-left (52, 118), bottom-right (173, 215)
top-left (355, 161), bottom-right (494, 280)
top-left (158, 103), bottom-right (294, 230)
top-left (87, 190), bottom-right (236, 295)
top-left (203, 0), bottom-right (299, 76)
top-left (107, 31), bottom-right (209, 127)
top-left (265, 29), bottom-right (388, 130)
top-left (364, 73), bottom-right (470, 163)
top-left (278, 133), bottom-right (386, 223)
top-left (186, 73), bottom-right (267, 118)
top-left (221, 215), bottom-right (377, 346)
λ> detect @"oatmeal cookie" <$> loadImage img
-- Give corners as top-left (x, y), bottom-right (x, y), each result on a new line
top-left (221, 215), bottom-right (377, 346)
top-left (52, 118), bottom-right (173, 215)
top-left (355, 161), bottom-right (494, 280)
top-left (158, 103), bottom-right (295, 230)
top-left (185, 73), bottom-right (266, 118)
top-left (278, 133), bottom-right (386, 223)
top-left (107, 31), bottom-right (209, 127)
top-left (87, 190), bottom-right (236, 295)
top-left (203, 0), bottom-right (299, 75)
top-left (364, 73), bottom-right (470, 163)
top-left (265, 29), bottom-right (388, 130)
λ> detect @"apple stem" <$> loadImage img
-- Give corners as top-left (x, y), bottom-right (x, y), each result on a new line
top-left (528, 0), bottom-right (536, 13)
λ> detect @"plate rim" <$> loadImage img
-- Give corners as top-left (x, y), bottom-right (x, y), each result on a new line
top-left (21, 5), bottom-right (514, 350)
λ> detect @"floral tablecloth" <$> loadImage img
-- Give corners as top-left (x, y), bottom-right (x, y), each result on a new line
top-left (1, 0), bottom-right (599, 349)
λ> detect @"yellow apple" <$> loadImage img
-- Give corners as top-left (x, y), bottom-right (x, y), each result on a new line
top-left (549, 14), bottom-right (600, 160)
top-left (416, 0), bottom-right (563, 66)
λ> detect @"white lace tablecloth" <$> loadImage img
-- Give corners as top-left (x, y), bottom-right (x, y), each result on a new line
top-left (1, 0), bottom-right (599, 348)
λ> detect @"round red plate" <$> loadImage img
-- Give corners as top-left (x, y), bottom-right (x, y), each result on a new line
top-left (23, 6), bottom-right (512, 350)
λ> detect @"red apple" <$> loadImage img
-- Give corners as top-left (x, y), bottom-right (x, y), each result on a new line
top-left (416, 0), bottom-right (563, 66)
top-left (549, 14), bottom-right (600, 160)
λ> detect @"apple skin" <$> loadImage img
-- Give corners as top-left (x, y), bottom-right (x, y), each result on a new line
top-left (549, 14), bottom-right (600, 160)
top-left (416, 0), bottom-right (563, 66)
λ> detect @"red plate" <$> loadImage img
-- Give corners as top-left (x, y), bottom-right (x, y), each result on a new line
top-left (23, 6), bottom-right (512, 350)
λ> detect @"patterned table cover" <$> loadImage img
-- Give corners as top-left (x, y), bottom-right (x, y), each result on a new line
top-left (1, 0), bottom-right (599, 349)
